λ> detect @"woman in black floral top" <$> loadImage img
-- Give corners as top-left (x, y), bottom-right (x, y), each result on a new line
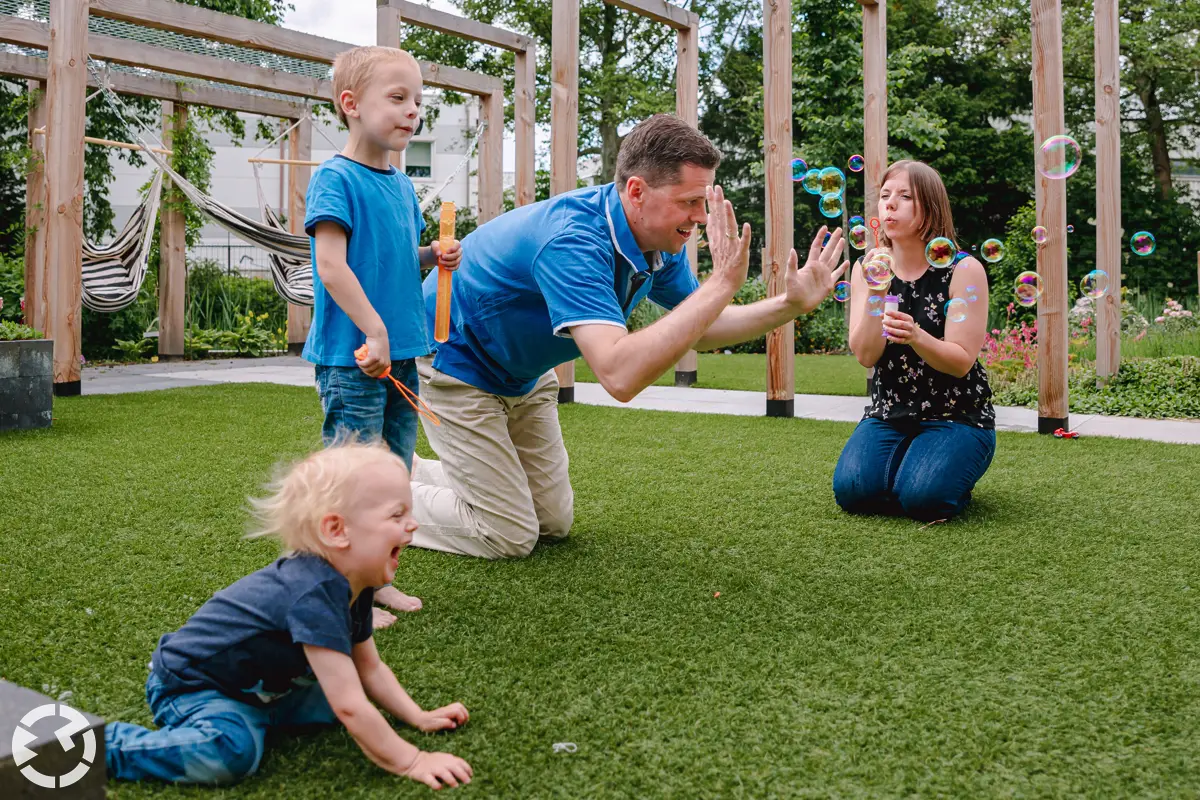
top-left (833, 160), bottom-right (995, 521)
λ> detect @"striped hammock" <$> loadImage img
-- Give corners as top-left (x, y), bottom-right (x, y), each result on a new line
top-left (81, 170), bottom-right (164, 313)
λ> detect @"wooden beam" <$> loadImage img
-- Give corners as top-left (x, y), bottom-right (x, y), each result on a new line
top-left (478, 90), bottom-right (504, 223)
top-left (90, 0), bottom-right (349, 64)
top-left (43, 0), bottom-right (87, 394)
top-left (1032, 0), bottom-right (1069, 432)
top-left (604, 0), bottom-right (696, 30)
top-left (514, 43), bottom-right (537, 207)
top-left (862, 0), bottom-right (887, 229)
top-left (0, 51), bottom-right (314, 118)
top-left (763, 0), bottom-right (794, 417)
top-left (1094, 0), bottom-right (1121, 381)
top-left (382, 0), bottom-right (533, 52)
top-left (2, 16), bottom-right (499, 101)
top-left (0, 16), bottom-right (329, 100)
top-left (159, 102), bottom-right (187, 360)
top-left (287, 116), bottom-right (313, 353)
top-left (674, 21), bottom-right (700, 387)
top-left (24, 81), bottom-right (47, 335)
top-left (551, 0), bottom-right (580, 402)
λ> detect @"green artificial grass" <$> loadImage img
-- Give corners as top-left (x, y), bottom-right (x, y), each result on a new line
top-left (574, 352), bottom-right (868, 396)
top-left (4, 385), bottom-right (1200, 797)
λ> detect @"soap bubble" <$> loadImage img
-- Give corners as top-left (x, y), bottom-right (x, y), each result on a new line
top-left (791, 158), bottom-right (808, 181)
top-left (822, 231), bottom-right (831, 247)
top-left (925, 237), bottom-right (956, 268)
top-left (945, 297), bottom-right (969, 323)
top-left (955, 250), bottom-right (969, 264)
top-left (981, 238), bottom-right (1005, 263)
top-left (1080, 269), bottom-right (1109, 299)
top-left (1038, 134), bottom-right (1082, 179)
top-left (849, 224), bottom-right (868, 250)
top-left (802, 169), bottom-right (822, 195)
top-left (848, 154), bottom-right (865, 173)
top-left (819, 192), bottom-right (843, 218)
top-left (833, 281), bottom-right (851, 302)
top-left (1015, 271), bottom-right (1043, 307)
top-left (863, 254), bottom-right (894, 289)
top-left (1031, 226), bottom-right (1048, 244)
top-left (1066, 224), bottom-right (1075, 233)
top-left (849, 215), bottom-right (865, 227)
top-left (867, 295), bottom-right (884, 317)
top-left (965, 285), bottom-right (979, 303)
top-left (819, 166), bottom-right (845, 196)
top-left (1130, 231), bottom-right (1156, 256)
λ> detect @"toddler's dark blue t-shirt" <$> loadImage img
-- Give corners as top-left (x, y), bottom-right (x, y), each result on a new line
top-left (151, 553), bottom-right (374, 707)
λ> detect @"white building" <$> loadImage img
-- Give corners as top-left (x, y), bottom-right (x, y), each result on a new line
top-left (104, 96), bottom-right (515, 278)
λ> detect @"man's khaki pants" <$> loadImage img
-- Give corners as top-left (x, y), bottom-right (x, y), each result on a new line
top-left (409, 357), bottom-right (574, 559)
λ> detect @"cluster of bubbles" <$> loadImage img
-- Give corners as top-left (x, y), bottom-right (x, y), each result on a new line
top-left (1015, 271), bottom-right (1043, 307)
top-left (863, 250), bottom-right (895, 289)
top-left (792, 156), bottom-right (853, 219)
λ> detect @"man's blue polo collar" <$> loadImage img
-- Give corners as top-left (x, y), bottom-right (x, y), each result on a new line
top-left (604, 184), bottom-right (663, 274)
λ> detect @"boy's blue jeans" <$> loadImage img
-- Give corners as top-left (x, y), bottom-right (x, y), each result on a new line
top-left (105, 671), bottom-right (337, 785)
top-left (315, 359), bottom-right (420, 469)
top-left (833, 417), bottom-right (996, 521)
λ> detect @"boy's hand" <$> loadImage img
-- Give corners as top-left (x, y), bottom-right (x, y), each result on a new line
top-left (402, 751), bottom-right (473, 790)
top-left (432, 238), bottom-right (462, 272)
top-left (355, 336), bottom-right (391, 378)
top-left (415, 703), bottom-right (470, 733)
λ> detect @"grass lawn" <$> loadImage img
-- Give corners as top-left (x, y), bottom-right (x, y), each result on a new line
top-left (574, 352), bottom-right (868, 396)
top-left (4, 385), bottom-right (1200, 797)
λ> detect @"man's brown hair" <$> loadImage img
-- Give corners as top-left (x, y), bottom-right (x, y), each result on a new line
top-left (615, 114), bottom-right (723, 189)
top-left (878, 160), bottom-right (959, 248)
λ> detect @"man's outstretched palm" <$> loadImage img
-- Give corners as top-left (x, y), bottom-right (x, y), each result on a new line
top-left (785, 226), bottom-right (850, 315)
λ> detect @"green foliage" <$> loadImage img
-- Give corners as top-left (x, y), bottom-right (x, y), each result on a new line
top-left (0, 320), bottom-right (43, 341)
top-left (186, 260), bottom-right (286, 332)
top-left (993, 356), bottom-right (1200, 419)
top-left (0, 243), bottom-right (25, 324)
top-left (112, 336), bottom-right (155, 361)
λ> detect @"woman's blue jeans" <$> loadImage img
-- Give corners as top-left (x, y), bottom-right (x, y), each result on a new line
top-left (833, 417), bottom-right (996, 522)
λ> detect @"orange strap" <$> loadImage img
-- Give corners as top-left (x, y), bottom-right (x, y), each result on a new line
top-left (354, 345), bottom-right (441, 427)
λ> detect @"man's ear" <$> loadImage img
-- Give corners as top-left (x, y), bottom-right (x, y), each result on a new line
top-left (319, 513), bottom-right (350, 550)
top-left (625, 176), bottom-right (648, 208)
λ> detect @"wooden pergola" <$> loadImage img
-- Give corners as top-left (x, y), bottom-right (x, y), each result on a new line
top-left (550, 0), bottom-right (700, 403)
top-left (1, 0), bottom-right (504, 394)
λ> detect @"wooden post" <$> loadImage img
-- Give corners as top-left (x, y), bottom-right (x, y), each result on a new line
top-left (43, 0), bottom-right (87, 395)
top-left (478, 89), bottom-right (504, 223)
top-left (158, 102), bottom-right (187, 360)
top-left (376, 4), bottom-right (405, 172)
top-left (763, 0), bottom-right (794, 417)
top-left (514, 43), bottom-right (537, 207)
top-left (674, 20), bottom-right (701, 388)
top-left (24, 80), bottom-right (47, 333)
top-left (1094, 0), bottom-right (1121, 382)
top-left (860, 0), bottom-right (887, 229)
top-left (287, 115), bottom-right (313, 353)
top-left (1032, 0), bottom-right (1069, 432)
top-left (551, 0), bottom-right (579, 403)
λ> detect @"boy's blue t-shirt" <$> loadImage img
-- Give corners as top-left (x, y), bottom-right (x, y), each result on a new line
top-left (151, 554), bottom-right (374, 707)
top-left (421, 183), bottom-right (700, 396)
top-left (302, 154), bottom-right (429, 366)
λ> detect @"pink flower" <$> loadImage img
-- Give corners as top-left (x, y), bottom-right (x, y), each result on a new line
top-left (79, 354), bottom-right (86, 365)
top-left (1156, 316), bottom-right (1166, 323)
top-left (19, 296), bottom-right (24, 312)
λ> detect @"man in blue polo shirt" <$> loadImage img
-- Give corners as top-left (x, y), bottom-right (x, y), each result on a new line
top-left (408, 114), bottom-right (848, 559)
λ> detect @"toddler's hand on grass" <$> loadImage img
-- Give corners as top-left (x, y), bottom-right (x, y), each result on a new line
top-left (402, 751), bottom-right (473, 790)
top-left (415, 703), bottom-right (469, 733)
top-left (355, 336), bottom-right (391, 378)
top-left (433, 239), bottom-right (462, 272)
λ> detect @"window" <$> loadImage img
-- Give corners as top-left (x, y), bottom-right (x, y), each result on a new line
top-left (406, 141), bottom-right (432, 179)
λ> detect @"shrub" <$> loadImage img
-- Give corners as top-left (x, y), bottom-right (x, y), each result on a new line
top-left (993, 356), bottom-right (1200, 419)
top-left (0, 319), bottom-right (43, 340)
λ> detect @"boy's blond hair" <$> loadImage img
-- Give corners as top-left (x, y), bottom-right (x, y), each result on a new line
top-left (247, 440), bottom-right (410, 556)
top-left (331, 46), bottom-right (420, 126)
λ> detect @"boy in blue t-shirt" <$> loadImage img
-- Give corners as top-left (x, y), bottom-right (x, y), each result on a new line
top-left (104, 443), bottom-right (473, 790)
top-left (303, 45), bottom-right (461, 625)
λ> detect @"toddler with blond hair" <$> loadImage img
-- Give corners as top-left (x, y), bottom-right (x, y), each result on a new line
top-left (305, 45), bottom-right (462, 624)
top-left (104, 442), bottom-right (473, 790)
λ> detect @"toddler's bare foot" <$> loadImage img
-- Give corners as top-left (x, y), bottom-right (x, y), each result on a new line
top-left (376, 585), bottom-right (423, 612)
top-left (372, 607), bottom-right (398, 629)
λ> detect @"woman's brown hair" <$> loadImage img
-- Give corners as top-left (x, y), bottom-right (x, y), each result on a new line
top-left (878, 160), bottom-right (958, 249)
